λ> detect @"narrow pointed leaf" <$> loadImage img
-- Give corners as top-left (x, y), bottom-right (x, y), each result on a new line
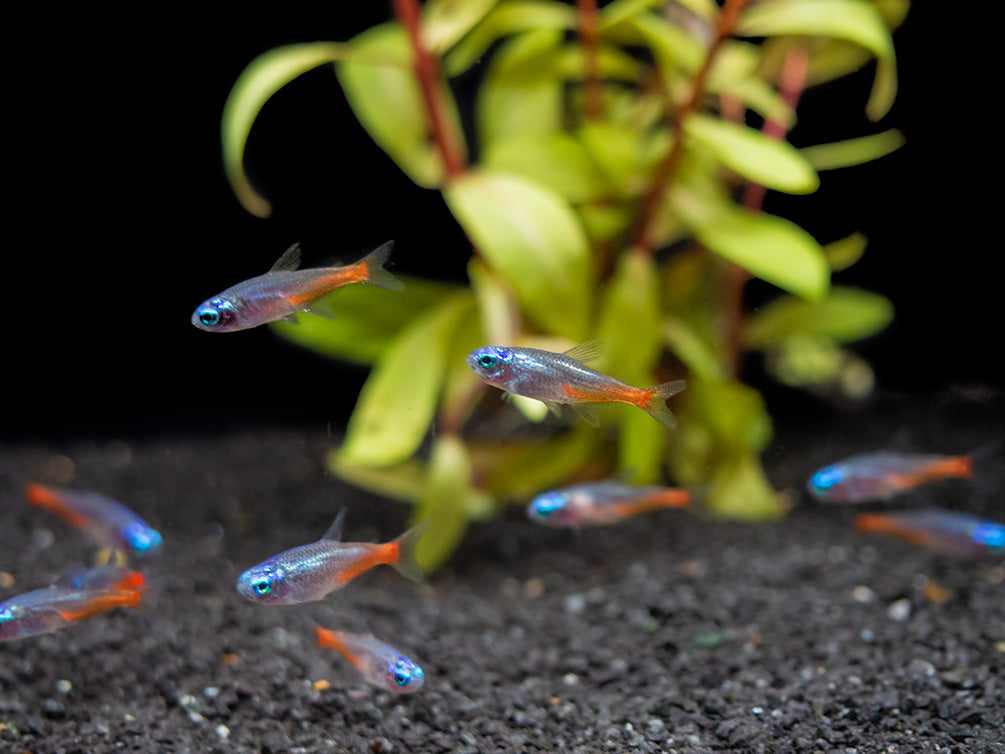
top-left (272, 275), bottom-right (461, 364)
top-left (736, 0), bottom-right (897, 120)
top-left (222, 42), bottom-right (348, 217)
top-left (801, 130), bottom-right (905, 171)
top-left (745, 287), bottom-right (893, 348)
top-left (672, 186), bottom-right (830, 301)
top-left (337, 293), bottom-right (473, 467)
top-left (686, 114), bottom-right (819, 194)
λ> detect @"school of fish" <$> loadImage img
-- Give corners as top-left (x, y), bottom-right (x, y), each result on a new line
top-left (3, 238), bottom-right (1000, 707)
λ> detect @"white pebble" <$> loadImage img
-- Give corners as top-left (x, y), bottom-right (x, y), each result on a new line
top-left (887, 598), bottom-right (912, 622)
top-left (56, 679), bottom-right (72, 694)
top-left (215, 724), bottom-right (230, 740)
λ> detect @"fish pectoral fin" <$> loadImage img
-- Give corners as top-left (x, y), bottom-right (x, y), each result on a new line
top-left (322, 508), bottom-right (347, 542)
top-left (270, 243), bottom-right (302, 272)
top-left (543, 401), bottom-right (564, 418)
top-left (563, 339), bottom-right (603, 364)
top-left (279, 312), bottom-right (300, 325)
top-left (568, 402), bottom-right (601, 427)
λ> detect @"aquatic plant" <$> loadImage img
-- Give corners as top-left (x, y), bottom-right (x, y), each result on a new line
top-left (221, 0), bottom-right (904, 570)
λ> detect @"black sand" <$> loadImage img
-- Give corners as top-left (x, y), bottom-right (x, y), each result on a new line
top-left (1, 388), bottom-right (1002, 754)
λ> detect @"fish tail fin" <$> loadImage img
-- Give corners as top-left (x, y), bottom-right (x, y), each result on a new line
top-left (854, 513), bottom-right (892, 534)
top-left (965, 439), bottom-right (1003, 493)
top-left (25, 482), bottom-right (61, 511)
top-left (640, 380), bottom-right (687, 429)
top-left (389, 522), bottom-right (428, 583)
top-left (358, 241), bottom-right (404, 291)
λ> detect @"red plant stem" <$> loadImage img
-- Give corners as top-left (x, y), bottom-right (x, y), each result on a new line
top-left (577, 0), bottom-right (604, 120)
top-left (725, 46), bottom-right (809, 378)
top-left (391, 0), bottom-right (466, 181)
top-left (631, 0), bottom-right (751, 255)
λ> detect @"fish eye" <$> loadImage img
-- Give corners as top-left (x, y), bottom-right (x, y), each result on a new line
top-left (810, 466), bottom-right (842, 493)
top-left (390, 658), bottom-right (420, 687)
top-left (124, 523), bottom-right (161, 554)
top-left (478, 354), bottom-right (497, 369)
top-left (0, 605), bottom-right (12, 622)
top-left (531, 493), bottom-right (566, 518)
top-left (252, 577), bottom-right (272, 595)
top-left (199, 308), bottom-right (220, 327)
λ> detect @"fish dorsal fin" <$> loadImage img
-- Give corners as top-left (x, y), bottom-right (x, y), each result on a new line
top-left (270, 243), bottom-right (302, 272)
top-left (322, 509), bottom-right (346, 541)
top-left (563, 339), bottom-right (602, 364)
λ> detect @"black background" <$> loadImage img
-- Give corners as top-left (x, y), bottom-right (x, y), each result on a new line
top-left (7, 5), bottom-right (999, 440)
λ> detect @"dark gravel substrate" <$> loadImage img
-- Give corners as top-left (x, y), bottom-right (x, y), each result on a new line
top-left (1, 388), bottom-right (1003, 754)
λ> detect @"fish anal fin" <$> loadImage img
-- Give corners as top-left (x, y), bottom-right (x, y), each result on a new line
top-left (568, 402), bottom-right (601, 427)
top-left (279, 312), bottom-right (300, 325)
top-left (270, 243), bottom-right (302, 272)
top-left (563, 340), bottom-right (603, 364)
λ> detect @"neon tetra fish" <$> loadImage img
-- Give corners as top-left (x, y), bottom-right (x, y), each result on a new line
top-left (807, 450), bottom-right (980, 503)
top-left (236, 510), bottom-right (424, 606)
top-left (25, 483), bottom-right (162, 557)
top-left (527, 479), bottom-right (691, 527)
top-left (0, 569), bottom-right (146, 641)
top-left (854, 508), bottom-right (1005, 557)
top-left (466, 341), bottom-right (686, 428)
top-left (316, 627), bottom-right (425, 694)
top-left (192, 240), bottom-right (402, 332)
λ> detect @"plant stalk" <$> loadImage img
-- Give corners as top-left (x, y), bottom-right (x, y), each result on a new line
top-left (391, 0), bottom-right (466, 181)
top-left (725, 46), bottom-right (809, 377)
top-left (577, 0), bottom-right (604, 120)
top-left (631, 0), bottom-right (751, 256)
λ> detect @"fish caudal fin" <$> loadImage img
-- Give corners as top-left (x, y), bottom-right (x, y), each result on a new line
top-left (389, 523), bottom-right (427, 583)
top-left (641, 380), bottom-right (687, 429)
top-left (358, 241), bottom-right (404, 292)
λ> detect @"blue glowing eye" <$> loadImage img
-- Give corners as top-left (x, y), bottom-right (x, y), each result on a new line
top-left (0, 605), bottom-right (12, 622)
top-left (391, 659), bottom-right (414, 686)
top-left (532, 494), bottom-right (565, 517)
top-left (199, 308), bottom-right (220, 326)
top-left (478, 354), bottom-right (497, 369)
top-left (252, 577), bottom-right (272, 595)
top-left (810, 466), bottom-right (843, 493)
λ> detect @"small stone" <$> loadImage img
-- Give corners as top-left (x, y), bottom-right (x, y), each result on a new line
top-left (887, 598), bottom-right (911, 622)
top-left (42, 698), bottom-right (65, 719)
top-left (55, 679), bottom-right (72, 694)
top-left (564, 594), bottom-right (586, 615)
top-left (215, 724), bottom-right (230, 740)
top-left (851, 586), bottom-right (875, 603)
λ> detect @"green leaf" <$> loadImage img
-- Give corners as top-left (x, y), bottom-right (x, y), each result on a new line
top-left (736, 0), bottom-right (897, 120)
top-left (477, 29), bottom-right (565, 149)
top-left (271, 275), bottom-right (461, 364)
top-left (423, 0), bottom-right (500, 55)
top-left (596, 251), bottom-right (666, 482)
top-left (703, 448), bottom-right (786, 519)
top-left (823, 232), bottom-right (867, 271)
top-left (444, 169), bottom-right (591, 340)
top-left (661, 316), bottom-right (726, 382)
top-left (801, 129), bottom-right (905, 171)
top-left (671, 185), bottom-right (830, 301)
top-left (476, 428), bottom-right (602, 500)
top-left (221, 42), bottom-right (348, 218)
top-left (745, 287), bottom-right (893, 348)
top-left (412, 434), bottom-right (492, 571)
top-left (443, 1), bottom-right (575, 76)
top-left (337, 23), bottom-right (464, 187)
top-left (579, 121), bottom-right (667, 198)
top-left (328, 452), bottom-right (428, 504)
top-left (686, 114), bottom-right (819, 194)
top-left (337, 293), bottom-right (473, 467)
top-left (482, 133), bottom-right (611, 204)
